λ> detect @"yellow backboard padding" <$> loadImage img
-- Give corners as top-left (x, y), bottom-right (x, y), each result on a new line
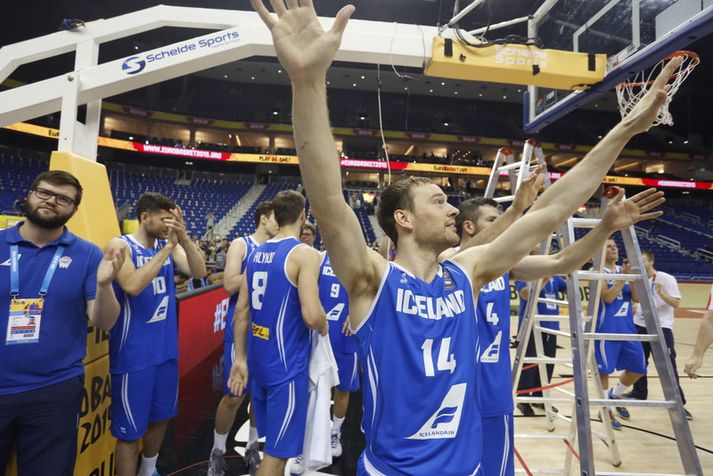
top-left (49, 151), bottom-right (120, 250)
top-left (426, 37), bottom-right (606, 90)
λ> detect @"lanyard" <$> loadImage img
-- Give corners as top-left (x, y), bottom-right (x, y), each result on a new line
top-left (10, 245), bottom-right (65, 299)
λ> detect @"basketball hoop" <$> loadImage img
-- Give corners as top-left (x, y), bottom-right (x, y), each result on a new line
top-left (615, 51), bottom-right (700, 127)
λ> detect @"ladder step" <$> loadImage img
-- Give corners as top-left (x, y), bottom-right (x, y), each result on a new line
top-left (571, 217), bottom-right (601, 228)
top-left (584, 332), bottom-right (658, 342)
top-left (535, 327), bottom-right (570, 337)
top-left (577, 271), bottom-right (642, 281)
top-left (536, 298), bottom-right (569, 307)
top-left (532, 314), bottom-right (570, 321)
top-left (522, 357), bottom-right (573, 364)
top-left (493, 195), bottom-right (514, 203)
top-left (516, 397), bottom-right (572, 404)
top-left (551, 412), bottom-right (571, 423)
top-left (497, 162), bottom-right (522, 171)
top-left (554, 387), bottom-right (575, 397)
top-left (589, 398), bottom-right (676, 409)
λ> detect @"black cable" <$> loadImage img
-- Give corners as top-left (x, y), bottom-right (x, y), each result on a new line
top-left (449, 0), bottom-right (542, 49)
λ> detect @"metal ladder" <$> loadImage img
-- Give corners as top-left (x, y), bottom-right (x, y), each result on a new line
top-left (484, 142), bottom-right (702, 475)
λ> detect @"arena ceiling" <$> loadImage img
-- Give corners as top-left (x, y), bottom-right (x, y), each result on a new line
top-left (0, 0), bottom-right (567, 104)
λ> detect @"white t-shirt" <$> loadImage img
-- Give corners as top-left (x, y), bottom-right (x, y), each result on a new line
top-left (633, 271), bottom-right (681, 329)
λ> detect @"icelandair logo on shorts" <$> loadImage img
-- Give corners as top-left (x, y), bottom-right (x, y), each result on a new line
top-left (120, 30), bottom-right (240, 76)
top-left (407, 383), bottom-right (466, 440)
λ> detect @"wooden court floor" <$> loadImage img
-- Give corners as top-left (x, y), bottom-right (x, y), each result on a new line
top-left (513, 313), bottom-right (713, 475)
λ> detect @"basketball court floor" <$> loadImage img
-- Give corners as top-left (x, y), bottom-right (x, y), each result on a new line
top-left (156, 311), bottom-right (713, 476)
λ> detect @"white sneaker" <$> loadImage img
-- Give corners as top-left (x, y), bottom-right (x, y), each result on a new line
top-left (290, 454), bottom-right (305, 474)
top-left (331, 431), bottom-right (342, 458)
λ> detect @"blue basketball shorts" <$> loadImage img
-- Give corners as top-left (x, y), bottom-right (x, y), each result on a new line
top-left (251, 372), bottom-right (308, 459)
top-left (595, 340), bottom-right (647, 375)
top-left (110, 359), bottom-right (178, 440)
top-left (481, 413), bottom-right (514, 476)
top-left (335, 351), bottom-right (360, 392)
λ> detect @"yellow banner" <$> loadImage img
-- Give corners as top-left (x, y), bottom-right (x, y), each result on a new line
top-left (74, 355), bottom-right (115, 476)
top-left (228, 153), bottom-right (300, 165)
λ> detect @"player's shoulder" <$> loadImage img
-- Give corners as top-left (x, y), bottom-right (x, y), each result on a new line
top-left (288, 241), bottom-right (320, 262)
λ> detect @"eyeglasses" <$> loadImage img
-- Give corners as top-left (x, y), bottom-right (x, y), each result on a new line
top-left (32, 187), bottom-right (76, 207)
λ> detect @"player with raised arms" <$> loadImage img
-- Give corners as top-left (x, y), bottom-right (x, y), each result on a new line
top-left (248, 1), bottom-right (680, 473)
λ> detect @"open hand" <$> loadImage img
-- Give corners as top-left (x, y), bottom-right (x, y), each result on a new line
top-left (251, 0), bottom-right (355, 83)
top-left (621, 56), bottom-right (683, 134)
top-left (228, 360), bottom-right (249, 396)
top-left (512, 163), bottom-right (546, 213)
top-left (684, 355), bottom-right (703, 379)
top-left (97, 246), bottom-right (126, 287)
top-left (601, 187), bottom-right (664, 232)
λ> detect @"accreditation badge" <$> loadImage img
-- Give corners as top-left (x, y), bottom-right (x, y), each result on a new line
top-left (6, 298), bottom-right (44, 345)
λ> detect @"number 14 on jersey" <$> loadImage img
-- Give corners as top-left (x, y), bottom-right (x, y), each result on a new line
top-left (421, 337), bottom-right (456, 377)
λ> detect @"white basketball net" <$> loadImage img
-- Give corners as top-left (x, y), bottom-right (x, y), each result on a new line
top-left (615, 51), bottom-right (699, 127)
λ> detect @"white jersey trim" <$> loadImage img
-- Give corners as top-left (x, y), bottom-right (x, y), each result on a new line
top-left (445, 259), bottom-right (479, 325)
top-left (499, 414), bottom-right (510, 476)
top-left (283, 242), bottom-right (308, 289)
top-left (363, 454), bottom-right (388, 476)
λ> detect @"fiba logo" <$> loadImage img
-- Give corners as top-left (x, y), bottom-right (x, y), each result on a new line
top-left (122, 55), bottom-right (146, 75)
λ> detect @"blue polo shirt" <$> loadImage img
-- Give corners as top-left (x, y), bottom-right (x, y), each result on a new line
top-left (0, 223), bottom-right (103, 395)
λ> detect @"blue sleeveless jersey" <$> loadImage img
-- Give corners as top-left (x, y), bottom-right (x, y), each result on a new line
top-left (110, 235), bottom-right (177, 374)
top-left (597, 266), bottom-right (635, 333)
top-left (246, 237), bottom-right (310, 387)
top-left (320, 253), bottom-right (355, 354)
top-left (516, 276), bottom-right (567, 331)
top-left (477, 273), bottom-right (513, 416)
top-left (355, 261), bottom-right (482, 476)
top-left (225, 235), bottom-right (260, 344)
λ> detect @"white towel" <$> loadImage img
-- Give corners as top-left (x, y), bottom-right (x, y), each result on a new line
top-left (303, 331), bottom-right (340, 471)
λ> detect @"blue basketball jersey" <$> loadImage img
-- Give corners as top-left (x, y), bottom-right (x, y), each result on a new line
top-left (110, 234), bottom-right (177, 374)
top-left (597, 266), bottom-right (635, 333)
top-left (516, 276), bottom-right (567, 331)
top-left (225, 235), bottom-right (260, 344)
top-left (246, 237), bottom-right (311, 387)
top-left (355, 261), bottom-right (482, 476)
top-left (320, 253), bottom-right (355, 355)
top-left (477, 273), bottom-right (513, 416)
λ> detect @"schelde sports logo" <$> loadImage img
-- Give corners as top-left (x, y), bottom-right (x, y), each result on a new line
top-left (120, 30), bottom-right (240, 76)
top-left (122, 56), bottom-right (146, 75)
top-left (407, 383), bottom-right (466, 440)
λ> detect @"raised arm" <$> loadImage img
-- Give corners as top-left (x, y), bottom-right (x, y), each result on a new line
top-left (109, 237), bottom-right (174, 296)
top-left (455, 58), bottom-right (681, 287)
top-left (168, 207), bottom-right (207, 278)
top-left (511, 188), bottom-right (664, 282)
top-left (87, 246), bottom-right (126, 331)
top-left (250, 0), bottom-right (384, 307)
top-left (465, 165), bottom-right (545, 251)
